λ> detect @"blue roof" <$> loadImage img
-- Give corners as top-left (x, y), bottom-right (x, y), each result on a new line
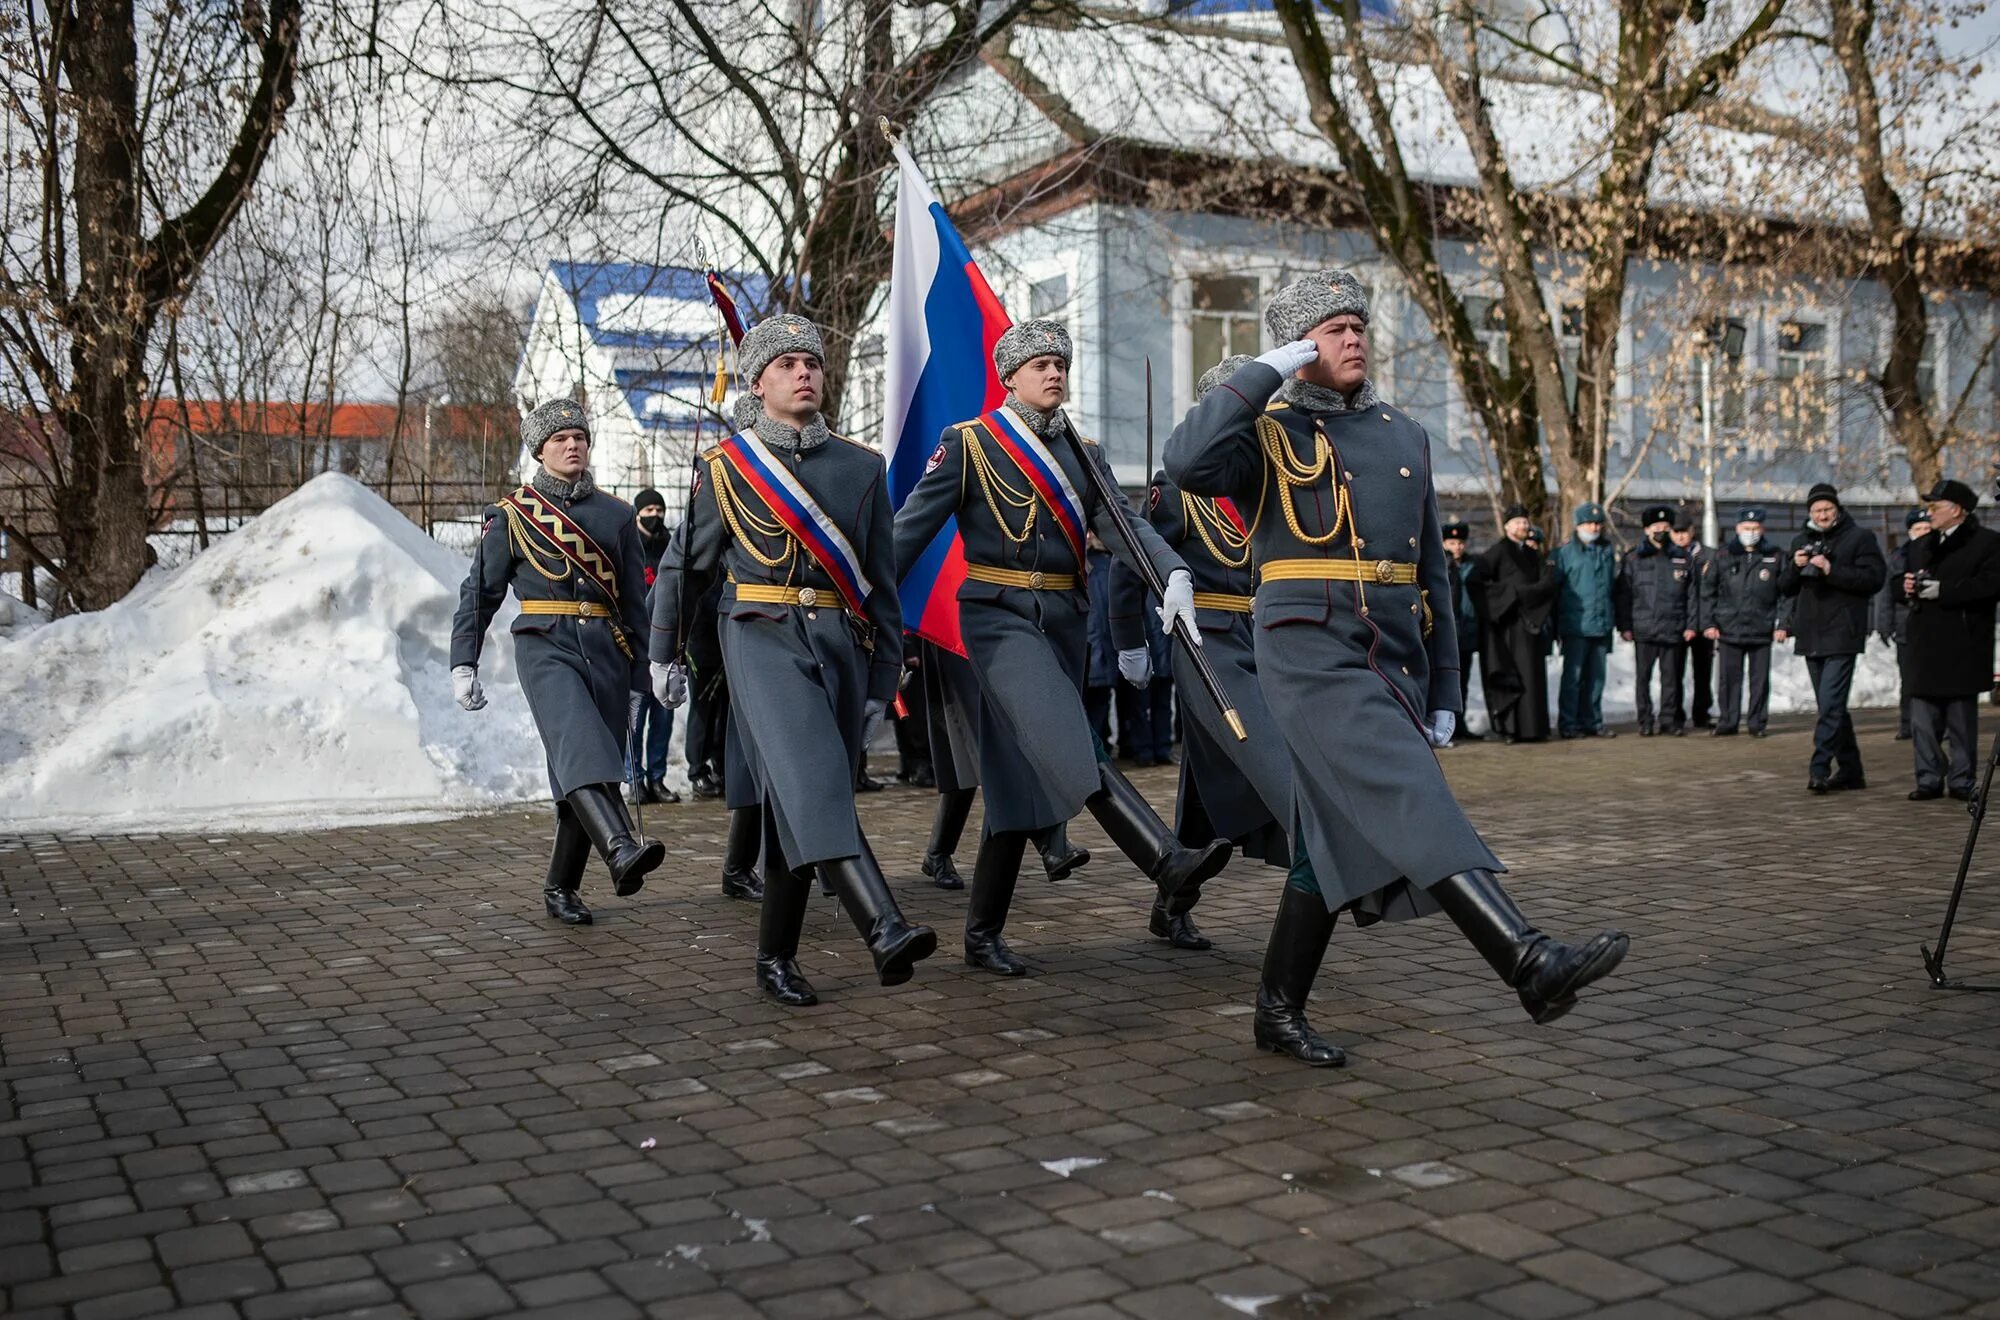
top-left (546, 262), bottom-right (778, 351)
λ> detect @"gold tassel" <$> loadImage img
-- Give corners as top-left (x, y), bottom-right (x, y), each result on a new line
top-left (710, 321), bottom-right (730, 405)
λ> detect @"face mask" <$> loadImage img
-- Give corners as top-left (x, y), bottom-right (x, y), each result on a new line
top-left (1576, 528), bottom-right (1600, 544)
top-left (1738, 530), bottom-right (1759, 547)
top-left (1649, 530), bottom-right (1670, 546)
top-left (638, 515), bottom-right (664, 535)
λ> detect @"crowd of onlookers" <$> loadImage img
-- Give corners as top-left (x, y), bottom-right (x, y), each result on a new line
top-left (623, 479), bottom-right (2000, 806)
top-left (1438, 479), bottom-right (2000, 799)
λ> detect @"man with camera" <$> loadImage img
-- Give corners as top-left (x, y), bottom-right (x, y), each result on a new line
top-left (1777, 482), bottom-right (1888, 794)
top-left (1900, 479), bottom-right (2000, 801)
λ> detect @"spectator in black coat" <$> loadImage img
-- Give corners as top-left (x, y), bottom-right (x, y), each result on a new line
top-left (1875, 508), bottom-right (1932, 740)
top-left (1701, 507), bottom-right (1788, 737)
top-left (1670, 510), bottom-right (1714, 728)
top-left (1616, 503), bottom-right (1696, 736)
top-left (1777, 482), bottom-right (1888, 793)
top-left (1901, 479), bottom-right (2000, 801)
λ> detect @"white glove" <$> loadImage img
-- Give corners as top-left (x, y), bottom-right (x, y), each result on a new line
top-left (1255, 339), bottom-right (1319, 378)
top-left (864, 697), bottom-right (888, 724)
top-left (651, 660), bottom-right (689, 708)
top-left (1916, 578), bottom-right (1941, 600)
top-left (1117, 647), bottom-right (1150, 686)
top-left (452, 665), bottom-right (486, 712)
top-left (1427, 710), bottom-right (1456, 748)
top-left (1158, 568), bottom-right (1201, 645)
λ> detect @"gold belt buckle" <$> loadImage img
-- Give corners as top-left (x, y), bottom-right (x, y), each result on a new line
top-left (797, 586), bottom-right (818, 607)
top-left (1027, 570), bottom-right (1045, 590)
top-left (1373, 559), bottom-right (1397, 585)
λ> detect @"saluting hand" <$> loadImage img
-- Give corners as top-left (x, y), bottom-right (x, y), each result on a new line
top-left (452, 665), bottom-right (487, 712)
top-left (1255, 340), bottom-right (1319, 378)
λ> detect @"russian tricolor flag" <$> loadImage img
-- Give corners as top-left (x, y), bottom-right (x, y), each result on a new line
top-left (883, 139), bottom-right (1012, 656)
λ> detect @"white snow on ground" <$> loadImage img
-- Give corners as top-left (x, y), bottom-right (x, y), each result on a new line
top-left (1459, 633), bottom-right (1899, 736)
top-left (0, 473), bottom-right (555, 834)
top-left (0, 590), bottom-right (48, 642)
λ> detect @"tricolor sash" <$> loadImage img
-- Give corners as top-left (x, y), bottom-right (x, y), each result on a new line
top-left (978, 407), bottom-right (1088, 565)
top-left (714, 428), bottom-right (875, 616)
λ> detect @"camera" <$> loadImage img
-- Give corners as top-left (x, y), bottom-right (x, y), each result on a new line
top-left (1799, 536), bottom-right (1830, 576)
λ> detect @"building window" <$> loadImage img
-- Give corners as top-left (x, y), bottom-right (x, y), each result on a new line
top-left (1915, 331), bottom-right (1940, 409)
top-left (1774, 318), bottom-right (1827, 442)
top-left (1465, 294), bottom-right (1508, 369)
top-left (1029, 273), bottom-right (1070, 321)
top-left (1189, 274), bottom-right (1262, 404)
top-left (1692, 316), bottom-right (1749, 432)
top-left (1558, 302), bottom-right (1583, 404)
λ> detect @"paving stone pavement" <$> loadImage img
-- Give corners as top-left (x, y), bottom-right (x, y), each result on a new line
top-left (4, 707), bottom-right (2000, 1320)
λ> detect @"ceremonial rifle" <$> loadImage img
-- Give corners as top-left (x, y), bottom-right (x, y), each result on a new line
top-left (1062, 359), bottom-right (1245, 741)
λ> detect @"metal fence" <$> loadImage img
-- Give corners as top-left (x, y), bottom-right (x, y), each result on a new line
top-left (0, 476), bottom-right (516, 607)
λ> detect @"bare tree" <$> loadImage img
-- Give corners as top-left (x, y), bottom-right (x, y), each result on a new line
top-left (0, 0), bottom-right (303, 611)
top-left (1268, 0), bottom-right (1785, 523)
top-left (395, 0), bottom-right (1066, 416)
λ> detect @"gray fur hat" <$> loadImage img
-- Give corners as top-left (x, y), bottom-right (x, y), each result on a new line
top-left (1197, 354), bottom-right (1256, 399)
top-left (740, 313), bottom-right (825, 389)
top-left (522, 397), bottom-right (590, 458)
top-left (1265, 270), bottom-right (1370, 343)
top-left (994, 318), bottom-right (1073, 381)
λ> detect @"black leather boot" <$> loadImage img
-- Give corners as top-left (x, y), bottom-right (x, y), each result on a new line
top-left (754, 817), bottom-right (817, 1006)
top-left (567, 783), bottom-right (666, 896)
top-left (1148, 897), bottom-right (1211, 950)
top-left (822, 842), bottom-right (938, 986)
top-left (921, 788), bottom-right (974, 890)
top-left (1431, 870), bottom-right (1630, 1024)
top-left (543, 802), bottom-right (593, 925)
top-left (964, 830), bottom-right (1029, 975)
top-left (720, 805), bottom-right (765, 901)
top-left (1252, 885), bottom-right (1344, 1066)
top-left (1085, 762), bottom-right (1230, 916)
top-left (1035, 825), bottom-right (1091, 883)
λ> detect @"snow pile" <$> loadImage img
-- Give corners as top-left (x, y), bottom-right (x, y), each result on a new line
top-left (0, 473), bottom-right (550, 833)
top-left (1460, 635), bottom-right (1899, 735)
top-left (0, 590), bottom-right (48, 642)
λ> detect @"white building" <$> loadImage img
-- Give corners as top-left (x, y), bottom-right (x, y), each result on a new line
top-left (512, 263), bottom-right (771, 513)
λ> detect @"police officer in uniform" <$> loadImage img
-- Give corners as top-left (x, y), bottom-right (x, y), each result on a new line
top-left (1117, 353), bottom-right (1291, 951)
top-left (1166, 271), bottom-right (1629, 1065)
top-left (894, 319), bottom-right (1230, 975)
top-left (451, 399), bottom-right (666, 924)
top-left (1617, 504), bottom-right (1695, 735)
top-left (1702, 507), bottom-right (1786, 737)
top-left (651, 315), bottom-right (936, 1006)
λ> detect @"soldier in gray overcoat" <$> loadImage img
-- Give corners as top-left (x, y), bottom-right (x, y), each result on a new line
top-left (1164, 272), bottom-right (1629, 1066)
top-left (1114, 353), bottom-right (1291, 954)
top-left (451, 399), bottom-right (666, 925)
top-left (916, 644), bottom-right (1090, 890)
top-left (893, 319), bottom-right (1231, 975)
top-left (649, 315), bottom-right (936, 1007)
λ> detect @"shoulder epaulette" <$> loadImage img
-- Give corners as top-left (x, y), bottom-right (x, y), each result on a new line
top-left (826, 431), bottom-right (878, 454)
top-left (1264, 400), bottom-right (1290, 413)
top-left (697, 444), bottom-right (724, 463)
top-left (1078, 435), bottom-right (1100, 447)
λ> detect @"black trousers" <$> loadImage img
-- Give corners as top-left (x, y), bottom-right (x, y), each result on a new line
top-left (1911, 695), bottom-right (1978, 793)
top-left (1895, 642), bottom-right (1911, 737)
top-left (1715, 641), bottom-right (1771, 734)
top-left (686, 682), bottom-right (729, 779)
top-left (1806, 653), bottom-right (1862, 780)
top-left (1676, 635), bottom-right (1714, 725)
top-left (1458, 640), bottom-right (1477, 712)
top-left (1634, 640), bottom-right (1686, 731)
